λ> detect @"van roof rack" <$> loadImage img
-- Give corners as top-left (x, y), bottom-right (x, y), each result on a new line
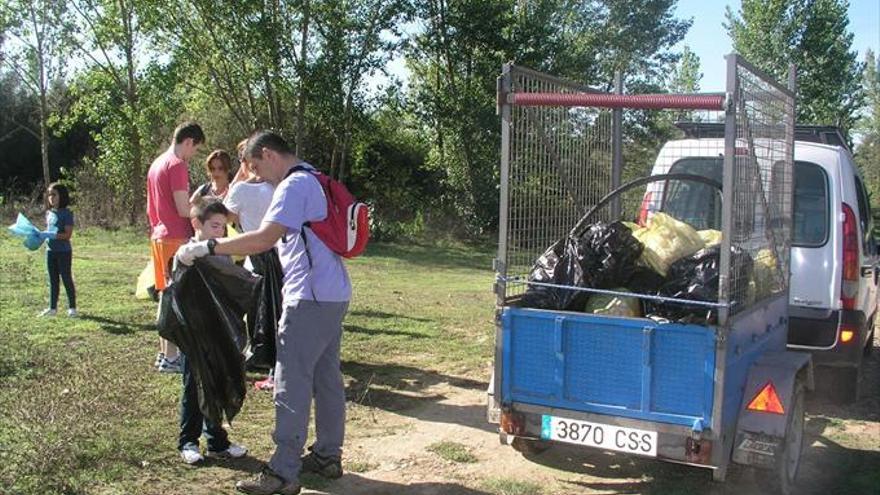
top-left (673, 122), bottom-right (850, 152)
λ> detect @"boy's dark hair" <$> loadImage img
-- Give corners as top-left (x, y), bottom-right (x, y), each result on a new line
top-left (192, 197), bottom-right (229, 223)
top-left (46, 182), bottom-right (70, 209)
top-left (244, 130), bottom-right (293, 160)
top-left (173, 121), bottom-right (206, 145)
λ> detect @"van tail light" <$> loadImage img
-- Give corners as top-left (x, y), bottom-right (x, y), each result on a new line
top-left (746, 381), bottom-right (785, 415)
top-left (638, 192), bottom-right (653, 226)
top-left (841, 203), bottom-right (859, 310)
top-left (839, 327), bottom-right (855, 343)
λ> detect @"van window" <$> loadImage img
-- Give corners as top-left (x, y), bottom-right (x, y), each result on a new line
top-left (854, 176), bottom-right (873, 252)
top-left (792, 161), bottom-right (829, 246)
top-left (664, 157), bottom-right (723, 230)
top-left (666, 158), bottom-right (828, 246)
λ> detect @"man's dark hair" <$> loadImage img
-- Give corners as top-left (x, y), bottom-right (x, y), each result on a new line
top-left (192, 196), bottom-right (229, 223)
top-left (46, 182), bottom-right (70, 209)
top-left (173, 121), bottom-right (206, 145)
top-left (244, 130), bottom-right (293, 159)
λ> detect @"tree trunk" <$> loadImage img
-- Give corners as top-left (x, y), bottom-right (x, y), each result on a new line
top-left (39, 91), bottom-right (50, 188)
top-left (295, 0), bottom-right (310, 156)
top-left (121, 0), bottom-right (143, 224)
top-left (338, 90), bottom-right (355, 184)
top-left (34, 2), bottom-right (50, 188)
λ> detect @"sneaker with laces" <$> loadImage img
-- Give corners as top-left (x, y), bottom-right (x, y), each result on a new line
top-left (158, 357), bottom-right (182, 374)
top-left (235, 467), bottom-right (300, 495)
top-left (180, 445), bottom-right (204, 465)
top-left (38, 308), bottom-right (57, 317)
top-left (67, 308), bottom-right (78, 317)
top-left (154, 352), bottom-right (165, 368)
top-left (207, 443), bottom-right (248, 459)
top-left (300, 449), bottom-right (343, 479)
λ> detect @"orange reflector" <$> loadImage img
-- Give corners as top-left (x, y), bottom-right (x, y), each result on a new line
top-left (840, 329), bottom-right (855, 343)
top-left (746, 382), bottom-right (785, 415)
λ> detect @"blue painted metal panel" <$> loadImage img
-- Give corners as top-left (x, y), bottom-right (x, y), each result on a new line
top-left (719, 296), bottom-right (790, 434)
top-left (502, 307), bottom-right (716, 428)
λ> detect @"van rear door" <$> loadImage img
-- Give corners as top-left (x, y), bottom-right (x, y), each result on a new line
top-left (789, 161), bottom-right (834, 307)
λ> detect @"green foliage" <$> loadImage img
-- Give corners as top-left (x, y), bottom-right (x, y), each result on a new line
top-left (856, 50), bottom-right (880, 206)
top-left (406, 0), bottom-right (690, 236)
top-left (725, 0), bottom-right (864, 136)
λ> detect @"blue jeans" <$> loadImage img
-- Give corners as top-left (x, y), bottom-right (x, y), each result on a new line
top-left (47, 250), bottom-right (76, 310)
top-left (178, 353), bottom-right (230, 452)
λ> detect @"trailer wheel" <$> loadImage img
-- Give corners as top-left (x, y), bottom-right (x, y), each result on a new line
top-left (511, 437), bottom-right (550, 455)
top-left (770, 382), bottom-right (805, 495)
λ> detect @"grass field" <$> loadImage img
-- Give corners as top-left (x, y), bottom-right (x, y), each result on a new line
top-left (0, 229), bottom-right (495, 494)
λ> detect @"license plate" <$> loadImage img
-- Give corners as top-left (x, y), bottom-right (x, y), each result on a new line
top-left (541, 414), bottom-right (657, 457)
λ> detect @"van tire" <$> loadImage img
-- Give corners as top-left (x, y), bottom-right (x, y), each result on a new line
top-left (829, 366), bottom-right (860, 404)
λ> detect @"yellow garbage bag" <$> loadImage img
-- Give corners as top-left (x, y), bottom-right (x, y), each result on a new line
top-left (226, 223), bottom-right (246, 264)
top-left (135, 260), bottom-right (155, 300)
top-left (753, 248), bottom-right (778, 300)
top-left (584, 288), bottom-right (642, 317)
top-left (631, 212), bottom-right (704, 276)
top-left (698, 229), bottom-right (722, 248)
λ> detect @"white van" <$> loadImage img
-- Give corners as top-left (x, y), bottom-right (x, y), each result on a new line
top-left (646, 124), bottom-right (877, 402)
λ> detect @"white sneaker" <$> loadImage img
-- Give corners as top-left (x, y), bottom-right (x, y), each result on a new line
top-left (158, 357), bottom-right (182, 374)
top-left (207, 443), bottom-right (248, 459)
top-left (154, 352), bottom-right (165, 368)
top-left (67, 308), bottom-right (78, 317)
top-left (38, 308), bottom-right (57, 317)
top-left (180, 445), bottom-right (204, 465)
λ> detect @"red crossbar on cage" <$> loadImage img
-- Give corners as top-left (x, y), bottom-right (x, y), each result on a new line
top-left (509, 92), bottom-right (726, 110)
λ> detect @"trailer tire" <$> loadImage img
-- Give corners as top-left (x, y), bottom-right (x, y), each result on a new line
top-left (769, 382), bottom-right (805, 495)
top-left (511, 437), bottom-right (550, 455)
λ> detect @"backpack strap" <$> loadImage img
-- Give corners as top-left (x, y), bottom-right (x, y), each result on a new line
top-left (284, 163), bottom-right (319, 303)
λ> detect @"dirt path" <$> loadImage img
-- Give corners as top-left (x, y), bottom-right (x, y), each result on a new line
top-left (308, 337), bottom-right (880, 495)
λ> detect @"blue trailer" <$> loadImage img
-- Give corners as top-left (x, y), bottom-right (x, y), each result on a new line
top-left (488, 55), bottom-right (813, 494)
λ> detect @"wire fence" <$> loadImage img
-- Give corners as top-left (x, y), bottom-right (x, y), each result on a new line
top-left (498, 57), bottom-right (795, 321)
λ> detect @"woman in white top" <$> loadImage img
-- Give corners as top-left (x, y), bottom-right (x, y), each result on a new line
top-left (225, 140), bottom-right (280, 388)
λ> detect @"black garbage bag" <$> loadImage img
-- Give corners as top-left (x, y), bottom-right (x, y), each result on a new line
top-left (518, 236), bottom-right (588, 311)
top-left (580, 221), bottom-right (644, 289)
top-left (646, 246), bottom-right (753, 324)
top-left (245, 249), bottom-right (283, 370)
top-left (158, 256), bottom-right (262, 425)
top-left (625, 266), bottom-right (666, 294)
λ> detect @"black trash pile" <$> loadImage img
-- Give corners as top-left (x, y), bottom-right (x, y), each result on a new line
top-left (517, 217), bottom-right (749, 324)
top-left (244, 249), bottom-right (283, 370)
top-left (158, 257), bottom-right (262, 425)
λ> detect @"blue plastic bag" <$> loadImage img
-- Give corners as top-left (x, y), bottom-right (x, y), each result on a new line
top-left (7, 213), bottom-right (57, 250)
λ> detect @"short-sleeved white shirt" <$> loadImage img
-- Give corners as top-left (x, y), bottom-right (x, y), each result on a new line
top-left (224, 181), bottom-right (275, 232)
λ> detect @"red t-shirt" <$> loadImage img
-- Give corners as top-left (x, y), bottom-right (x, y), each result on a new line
top-left (146, 150), bottom-right (193, 240)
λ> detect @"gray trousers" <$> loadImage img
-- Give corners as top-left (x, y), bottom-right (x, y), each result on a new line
top-left (269, 300), bottom-right (349, 481)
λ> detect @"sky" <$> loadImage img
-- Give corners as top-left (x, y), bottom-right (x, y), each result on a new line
top-left (675, 0), bottom-right (880, 92)
top-left (373, 0), bottom-right (879, 93)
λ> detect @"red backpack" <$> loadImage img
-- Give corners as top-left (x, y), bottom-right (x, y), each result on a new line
top-left (288, 165), bottom-right (370, 258)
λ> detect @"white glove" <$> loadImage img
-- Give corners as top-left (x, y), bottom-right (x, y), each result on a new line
top-left (175, 240), bottom-right (210, 266)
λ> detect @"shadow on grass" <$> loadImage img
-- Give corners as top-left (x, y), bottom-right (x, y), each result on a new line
top-left (513, 416), bottom-right (880, 495)
top-left (343, 360), bottom-right (494, 433)
top-left (362, 242), bottom-right (493, 272)
top-left (348, 308), bottom-right (432, 322)
top-left (345, 324), bottom-right (430, 339)
top-left (323, 473), bottom-right (493, 495)
top-left (79, 314), bottom-right (155, 334)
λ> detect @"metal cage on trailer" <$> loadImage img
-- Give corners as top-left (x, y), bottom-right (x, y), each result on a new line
top-left (487, 54), bottom-right (813, 493)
